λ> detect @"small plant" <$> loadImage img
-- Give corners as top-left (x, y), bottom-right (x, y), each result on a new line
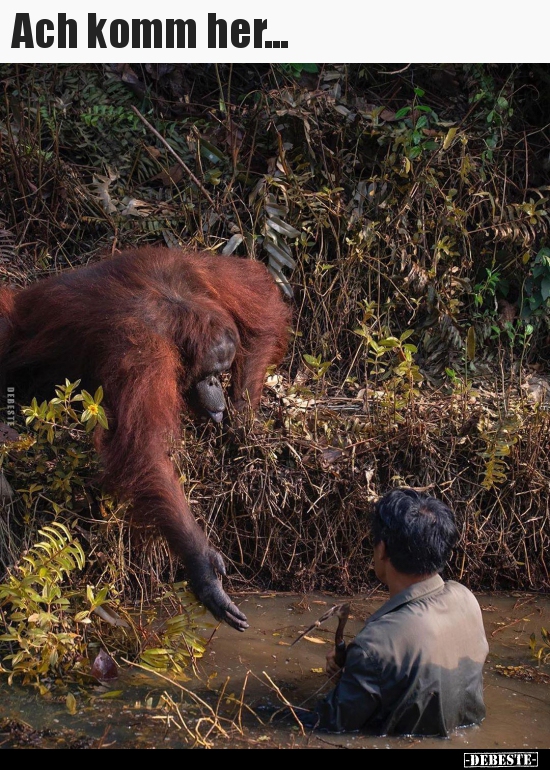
top-left (0, 380), bottom-right (107, 516)
top-left (0, 522), bottom-right (208, 688)
top-left (303, 353), bottom-right (332, 380)
top-left (0, 522), bottom-right (89, 689)
top-left (23, 379), bottom-right (108, 438)
top-left (478, 413), bottom-right (522, 491)
top-left (500, 319), bottom-right (534, 349)
top-left (473, 267), bottom-right (503, 309)
top-left (139, 582), bottom-right (208, 676)
top-left (467, 65), bottom-right (514, 164)
top-left (393, 87), bottom-right (440, 162)
top-left (355, 324), bottom-right (423, 422)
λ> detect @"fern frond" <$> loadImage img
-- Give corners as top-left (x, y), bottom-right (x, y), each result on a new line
top-left (479, 413), bottom-right (522, 490)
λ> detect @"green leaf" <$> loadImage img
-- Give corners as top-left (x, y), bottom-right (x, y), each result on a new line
top-left (540, 277), bottom-right (550, 302)
top-left (97, 408), bottom-right (109, 430)
top-left (378, 337), bottom-right (400, 348)
top-left (303, 354), bottom-right (319, 366)
top-left (199, 139), bottom-right (225, 164)
top-left (395, 107), bottom-right (411, 119)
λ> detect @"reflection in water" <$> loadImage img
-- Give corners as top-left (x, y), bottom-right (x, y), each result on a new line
top-left (0, 592), bottom-right (549, 748)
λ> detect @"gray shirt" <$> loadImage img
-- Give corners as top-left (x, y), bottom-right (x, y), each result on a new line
top-left (315, 575), bottom-right (489, 736)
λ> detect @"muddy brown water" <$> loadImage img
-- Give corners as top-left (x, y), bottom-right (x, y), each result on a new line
top-left (0, 591), bottom-right (549, 749)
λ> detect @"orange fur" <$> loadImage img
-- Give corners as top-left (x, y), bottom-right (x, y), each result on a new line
top-left (0, 247), bottom-right (291, 629)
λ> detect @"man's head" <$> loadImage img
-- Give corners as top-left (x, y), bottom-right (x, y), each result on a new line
top-left (372, 488), bottom-right (459, 578)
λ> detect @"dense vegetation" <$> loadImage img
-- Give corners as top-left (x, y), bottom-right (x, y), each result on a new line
top-left (1, 63), bottom-right (550, 616)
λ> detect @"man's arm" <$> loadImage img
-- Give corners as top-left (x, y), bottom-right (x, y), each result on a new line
top-left (325, 648), bottom-right (343, 680)
top-left (315, 643), bottom-right (382, 732)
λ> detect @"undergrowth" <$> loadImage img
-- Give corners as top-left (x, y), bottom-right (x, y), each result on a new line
top-left (1, 63), bottom-right (550, 609)
top-left (0, 384), bottom-right (209, 690)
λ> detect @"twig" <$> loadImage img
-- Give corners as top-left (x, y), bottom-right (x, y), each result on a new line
top-left (491, 613), bottom-right (534, 637)
top-left (377, 64), bottom-right (412, 75)
top-left (262, 671), bottom-right (307, 736)
top-left (130, 105), bottom-right (231, 226)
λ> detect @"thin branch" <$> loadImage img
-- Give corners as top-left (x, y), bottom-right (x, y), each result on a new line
top-left (130, 104), bottom-right (231, 226)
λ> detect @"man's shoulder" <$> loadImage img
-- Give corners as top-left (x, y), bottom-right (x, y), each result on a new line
top-left (442, 579), bottom-right (482, 606)
top-left (443, 579), bottom-right (473, 593)
top-left (354, 579), bottom-right (482, 640)
top-left (351, 578), bottom-right (486, 665)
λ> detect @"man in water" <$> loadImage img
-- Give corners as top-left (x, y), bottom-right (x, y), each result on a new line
top-left (307, 488), bottom-right (489, 736)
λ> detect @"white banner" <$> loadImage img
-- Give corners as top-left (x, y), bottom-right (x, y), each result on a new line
top-left (0, 0), bottom-right (547, 63)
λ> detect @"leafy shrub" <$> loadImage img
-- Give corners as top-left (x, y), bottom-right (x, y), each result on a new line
top-left (0, 383), bottom-right (207, 689)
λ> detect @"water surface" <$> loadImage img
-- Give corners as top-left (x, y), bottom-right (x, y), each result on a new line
top-left (0, 591), bottom-right (549, 749)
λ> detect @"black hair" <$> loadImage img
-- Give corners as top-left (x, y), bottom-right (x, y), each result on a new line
top-left (372, 488), bottom-right (459, 575)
